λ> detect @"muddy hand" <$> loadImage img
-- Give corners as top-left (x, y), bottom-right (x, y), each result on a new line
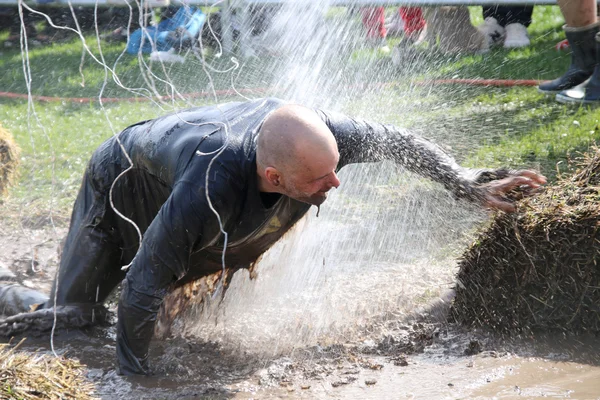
top-left (478, 170), bottom-right (547, 213)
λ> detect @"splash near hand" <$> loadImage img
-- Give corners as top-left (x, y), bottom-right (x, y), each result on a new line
top-left (476, 169), bottom-right (547, 213)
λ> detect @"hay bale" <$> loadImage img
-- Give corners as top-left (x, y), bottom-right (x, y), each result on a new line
top-left (0, 123), bottom-right (19, 196)
top-left (452, 148), bottom-right (600, 334)
top-left (0, 339), bottom-right (98, 399)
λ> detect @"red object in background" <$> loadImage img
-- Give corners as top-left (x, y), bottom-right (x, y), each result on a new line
top-left (556, 39), bottom-right (569, 51)
top-left (399, 7), bottom-right (426, 37)
top-left (361, 7), bottom-right (387, 39)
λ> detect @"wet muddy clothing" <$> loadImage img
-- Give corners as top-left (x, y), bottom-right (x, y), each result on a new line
top-left (50, 97), bottom-right (485, 375)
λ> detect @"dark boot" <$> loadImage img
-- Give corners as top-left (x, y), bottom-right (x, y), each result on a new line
top-left (557, 31), bottom-right (600, 104)
top-left (538, 23), bottom-right (599, 94)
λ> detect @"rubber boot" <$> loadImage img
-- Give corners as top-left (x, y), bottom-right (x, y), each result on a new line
top-left (557, 32), bottom-right (600, 104)
top-left (538, 23), bottom-right (599, 94)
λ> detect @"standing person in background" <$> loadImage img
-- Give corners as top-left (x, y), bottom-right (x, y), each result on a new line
top-left (478, 6), bottom-right (533, 48)
top-left (540, 0), bottom-right (600, 104)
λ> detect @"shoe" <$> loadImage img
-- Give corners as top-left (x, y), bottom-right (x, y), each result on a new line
top-left (555, 79), bottom-right (589, 104)
top-left (556, 32), bottom-right (600, 104)
top-left (504, 23), bottom-right (530, 48)
top-left (379, 38), bottom-right (391, 53)
top-left (539, 23), bottom-right (599, 94)
top-left (478, 17), bottom-right (505, 47)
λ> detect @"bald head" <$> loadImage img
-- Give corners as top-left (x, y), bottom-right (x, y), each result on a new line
top-left (257, 104), bottom-right (337, 173)
top-left (256, 104), bottom-right (341, 206)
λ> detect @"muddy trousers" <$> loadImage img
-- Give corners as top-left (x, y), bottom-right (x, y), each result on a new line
top-left (47, 172), bottom-right (126, 308)
top-left (48, 150), bottom-right (173, 307)
top-left (46, 160), bottom-right (183, 375)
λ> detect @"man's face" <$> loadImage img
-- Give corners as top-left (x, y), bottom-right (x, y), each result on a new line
top-left (281, 151), bottom-right (341, 206)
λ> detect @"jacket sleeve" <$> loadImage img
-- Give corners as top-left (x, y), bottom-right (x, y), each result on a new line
top-left (116, 162), bottom-right (240, 375)
top-left (316, 109), bottom-right (486, 204)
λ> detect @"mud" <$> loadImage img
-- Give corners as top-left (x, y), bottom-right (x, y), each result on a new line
top-left (5, 306), bottom-right (600, 399)
top-left (1, 225), bottom-right (600, 399)
top-left (0, 225), bottom-right (62, 295)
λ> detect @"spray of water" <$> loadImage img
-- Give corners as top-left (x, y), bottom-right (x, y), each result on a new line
top-left (164, 3), bottom-right (490, 355)
top-left (10, 1), bottom-right (490, 357)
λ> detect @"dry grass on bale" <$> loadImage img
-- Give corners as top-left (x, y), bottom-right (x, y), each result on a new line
top-left (0, 339), bottom-right (98, 399)
top-left (0, 123), bottom-right (19, 196)
top-left (452, 147), bottom-right (600, 335)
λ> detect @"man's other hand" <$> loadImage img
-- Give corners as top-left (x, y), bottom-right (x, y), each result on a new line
top-left (478, 170), bottom-right (547, 213)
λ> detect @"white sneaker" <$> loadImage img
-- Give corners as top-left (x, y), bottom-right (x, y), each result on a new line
top-left (478, 17), bottom-right (505, 47)
top-left (504, 23), bottom-right (530, 48)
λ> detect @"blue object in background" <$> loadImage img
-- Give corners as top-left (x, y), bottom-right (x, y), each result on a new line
top-left (126, 6), bottom-right (205, 54)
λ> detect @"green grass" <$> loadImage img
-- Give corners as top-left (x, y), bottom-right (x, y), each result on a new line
top-left (0, 101), bottom-right (167, 218)
top-left (1, 5), bottom-right (600, 225)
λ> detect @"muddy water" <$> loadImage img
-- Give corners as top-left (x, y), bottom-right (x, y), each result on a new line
top-left (2, 240), bottom-right (600, 399)
top-left (236, 354), bottom-right (600, 399)
top-left (12, 321), bottom-right (599, 399)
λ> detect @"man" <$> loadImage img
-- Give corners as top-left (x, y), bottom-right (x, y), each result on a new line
top-left (10, 98), bottom-right (545, 374)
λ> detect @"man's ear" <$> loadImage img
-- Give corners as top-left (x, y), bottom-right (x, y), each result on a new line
top-left (265, 167), bottom-right (281, 187)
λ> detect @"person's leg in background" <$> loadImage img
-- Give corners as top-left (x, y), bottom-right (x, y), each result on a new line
top-left (479, 6), bottom-right (533, 48)
top-left (399, 7), bottom-right (426, 43)
top-left (539, 0), bottom-right (599, 102)
top-left (361, 7), bottom-right (389, 52)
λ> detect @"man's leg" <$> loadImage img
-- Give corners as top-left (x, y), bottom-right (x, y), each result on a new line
top-left (47, 171), bottom-right (124, 307)
top-left (0, 168), bottom-right (123, 335)
top-left (487, 6), bottom-right (533, 28)
top-left (560, 0), bottom-right (596, 27)
top-left (539, 0), bottom-right (598, 95)
top-left (361, 7), bottom-right (389, 51)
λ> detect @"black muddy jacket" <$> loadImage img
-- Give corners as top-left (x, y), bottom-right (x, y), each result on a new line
top-left (69, 98), bottom-right (486, 375)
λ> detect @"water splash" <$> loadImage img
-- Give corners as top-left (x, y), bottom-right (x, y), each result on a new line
top-left (183, 163), bottom-right (486, 355)
top-left (166, 4), bottom-right (487, 354)
top-left (11, 1), bottom-right (490, 357)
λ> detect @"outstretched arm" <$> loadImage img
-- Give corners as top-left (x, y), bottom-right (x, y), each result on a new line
top-left (317, 109), bottom-right (545, 212)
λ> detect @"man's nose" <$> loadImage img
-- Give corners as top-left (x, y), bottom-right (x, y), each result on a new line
top-left (330, 172), bottom-right (341, 188)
